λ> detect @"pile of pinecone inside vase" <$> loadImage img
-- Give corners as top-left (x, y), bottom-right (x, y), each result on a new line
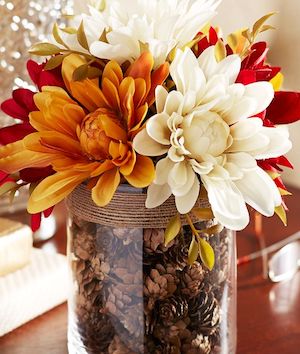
top-left (70, 215), bottom-right (232, 354)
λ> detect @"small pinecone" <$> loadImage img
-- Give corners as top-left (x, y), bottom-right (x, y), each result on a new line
top-left (144, 264), bottom-right (178, 310)
top-left (95, 225), bottom-right (123, 261)
top-left (112, 227), bottom-right (142, 245)
top-left (127, 240), bottom-right (143, 264)
top-left (77, 312), bottom-right (114, 353)
top-left (153, 318), bottom-right (190, 345)
top-left (182, 333), bottom-right (212, 354)
top-left (157, 296), bottom-right (189, 326)
top-left (144, 228), bottom-right (175, 254)
top-left (163, 235), bottom-right (189, 270)
top-left (188, 290), bottom-right (220, 335)
top-left (108, 336), bottom-right (136, 354)
top-left (180, 262), bottom-right (205, 299)
top-left (73, 229), bottom-right (96, 260)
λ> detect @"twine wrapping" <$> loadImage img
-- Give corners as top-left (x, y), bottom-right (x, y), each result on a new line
top-left (66, 184), bottom-right (210, 229)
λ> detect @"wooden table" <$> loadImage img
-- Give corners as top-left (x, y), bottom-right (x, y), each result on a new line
top-left (1, 187), bottom-right (300, 354)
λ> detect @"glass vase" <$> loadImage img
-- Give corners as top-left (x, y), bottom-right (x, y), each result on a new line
top-left (66, 184), bottom-right (237, 354)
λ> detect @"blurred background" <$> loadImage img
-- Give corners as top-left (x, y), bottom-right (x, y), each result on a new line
top-left (216, 0), bottom-right (300, 188)
top-left (0, 0), bottom-right (299, 188)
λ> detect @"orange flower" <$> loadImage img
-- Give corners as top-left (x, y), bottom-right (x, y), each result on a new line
top-left (0, 52), bottom-right (169, 213)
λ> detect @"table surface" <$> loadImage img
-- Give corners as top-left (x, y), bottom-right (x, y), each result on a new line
top-left (1, 187), bottom-right (300, 354)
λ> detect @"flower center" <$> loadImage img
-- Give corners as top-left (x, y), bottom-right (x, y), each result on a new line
top-left (182, 112), bottom-right (231, 161)
top-left (79, 108), bottom-right (118, 161)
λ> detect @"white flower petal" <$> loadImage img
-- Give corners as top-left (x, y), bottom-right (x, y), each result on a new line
top-left (175, 177), bottom-right (200, 214)
top-left (146, 183), bottom-right (172, 209)
top-left (146, 113), bottom-right (171, 145)
top-left (154, 157), bottom-right (174, 185)
top-left (133, 129), bottom-right (168, 156)
top-left (235, 168), bottom-right (281, 216)
top-left (169, 162), bottom-right (196, 197)
top-left (197, 46), bottom-right (218, 79)
top-left (215, 54), bottom-right (241, 84)
top-left (244, 82), bottom-right (274, 115)
top-left (155, 86), bottom-right (169, 113)
top-left (202, 176), bottom-right (250, 231)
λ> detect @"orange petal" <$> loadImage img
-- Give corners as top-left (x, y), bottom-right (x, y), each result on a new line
top-left (125, 155), bottom-right (155, 188)
top-left (70, 81), bottom-right (109, 112)
top-left (92, 168), bottom-right (120, 207)
top-left (62, 54), bottom-right (98, 92)
top-left (129, 104), bottom-right (148, 136)
top-left (126, 52), bottom-right (154, 87)
top-left (100, 114), bottom-right (127, 142)
top-left (147, 62), bottom-right (169, 105)
top-left (119, 77), bottom-right (135, 128)
top-left (90, 160), bottom-right (115, 177)
top-left (119, 148), bottom-right (136, 176)
top-left (0, 140), bottom-right (53, 174)
top-left (133, 78), bottom-right (147, 107)
top-left (24, 131), bottom-right (82, 157)
top-left (102, 61), bottom-right (123, 88)
top-left (28, 170), bottom-right (89, 214)
top-left (102, 78), bottom-right (120, 110)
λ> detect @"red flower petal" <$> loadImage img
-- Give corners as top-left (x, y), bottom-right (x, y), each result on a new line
top-left (19, 166), bottom-right (54, 183)
top-left (236, 70), bottom-right (257, 85)
top-left (1, 98), bottom-right (29, 120)
top-left (43, 206), bottom-right (54, 218)
top-left (12, 89), bottom-right (37, 113)
top-left (31, 213), bottom-right (42, 232)
top-left (266, 91), bottom-right (300, 124)
top-left (39, 70), bottom-right (65, 90)
top-left (27, 60), bottom-right (43, 86)
top-left (0, 123), bottom-right (34, 145)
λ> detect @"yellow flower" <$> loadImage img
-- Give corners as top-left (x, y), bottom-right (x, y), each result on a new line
top-left (0, 52), bottom-right (169, 213)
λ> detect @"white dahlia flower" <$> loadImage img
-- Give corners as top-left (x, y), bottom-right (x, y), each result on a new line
top-left (55, 0), bottom-right (221, 68)
top-left (133, 47), bottom-right (292, 231)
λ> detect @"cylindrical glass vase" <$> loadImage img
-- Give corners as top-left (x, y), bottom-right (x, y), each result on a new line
top-left (66, 184), bottom-right (237, 354)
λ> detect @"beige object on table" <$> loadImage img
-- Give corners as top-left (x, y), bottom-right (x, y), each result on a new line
top-left (0, 248), bottom-right (68, 336)
top-left (0, 218), bottom-right (32, 276)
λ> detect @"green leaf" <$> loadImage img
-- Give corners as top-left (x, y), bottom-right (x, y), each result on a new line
top-left (214, 39), bottom-right (226, 62)
top-left (77, 21), bottom-right (89, 51)
top-left (53, 23), bottom-right (68, 48)
top-left (192, 207), bottom-right (214, 220)
top-left (0, 182), bottom-right (17, 197)
top-left (259, 24), bottom-right (276, 34)
top-left (199, 223), bottom-right (224, 236)
top-left (44, 54), bottom-right (66, 71)
top-left (188, 237), bottom-right (199, 265)
top-left (241, 28), bottom-right (252, 42)
top-left (199, 238), bottom-right (215, 270)
top-left (72, 64), bottom-right (89, 81)
top-left (61, 27), bottom-right (77, 35)
top-left (29, 43), bottom-right (62, 56)
top-left (253, 12), bottom-right (277, 38)
top-left (275, 205), bottom-right (287, 226)
top-left (98, 0), bottom-right (106, 11)
top-left (87, 66), bottom-right (102, 79)
top-left (164, 214), bottom-right (181, 246)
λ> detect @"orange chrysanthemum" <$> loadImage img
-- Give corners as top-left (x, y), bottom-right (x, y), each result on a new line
top-left (0, 52), bottom-right (169, 213)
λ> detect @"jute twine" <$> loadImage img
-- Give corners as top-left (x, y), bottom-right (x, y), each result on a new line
top-left (66, 184), bottom-right (210, 229)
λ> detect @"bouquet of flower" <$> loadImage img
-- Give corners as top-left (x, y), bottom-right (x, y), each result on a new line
top-left (1, 0), bottom-right (300, 262)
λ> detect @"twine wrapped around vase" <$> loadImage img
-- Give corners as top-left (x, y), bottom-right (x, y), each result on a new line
top-left (66, 183), bottom-right (210, 229)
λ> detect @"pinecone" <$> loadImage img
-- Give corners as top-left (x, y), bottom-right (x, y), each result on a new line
top-left (108, 336), bottom-right (136, 354)
top-left (163, 235), bottom-right (189, 270)
top-left (188, 290), bottom-right (220, 335)
top-left (180, 262), bottom-right (205, 299)
top-left (144, 264), bottom-right (178, 310)
top-left (157, 296), bottom-right (189, 326)
top-left (144, 228), bottom-right (175, 253)
top-left (73, 228), bottom-right (96, 260)
top-left (153, 318), bottom-right (190, 345)
top-left (182, 333), bottom-right (212, 354)
top-left (104, 284), bottom-right (144, 353)
top-left (95, 225), bottom-right (124, 261)
top-left (112, 227), bottom-right (142, 245)
top-left (127, 240), bottom-right (143, 264)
